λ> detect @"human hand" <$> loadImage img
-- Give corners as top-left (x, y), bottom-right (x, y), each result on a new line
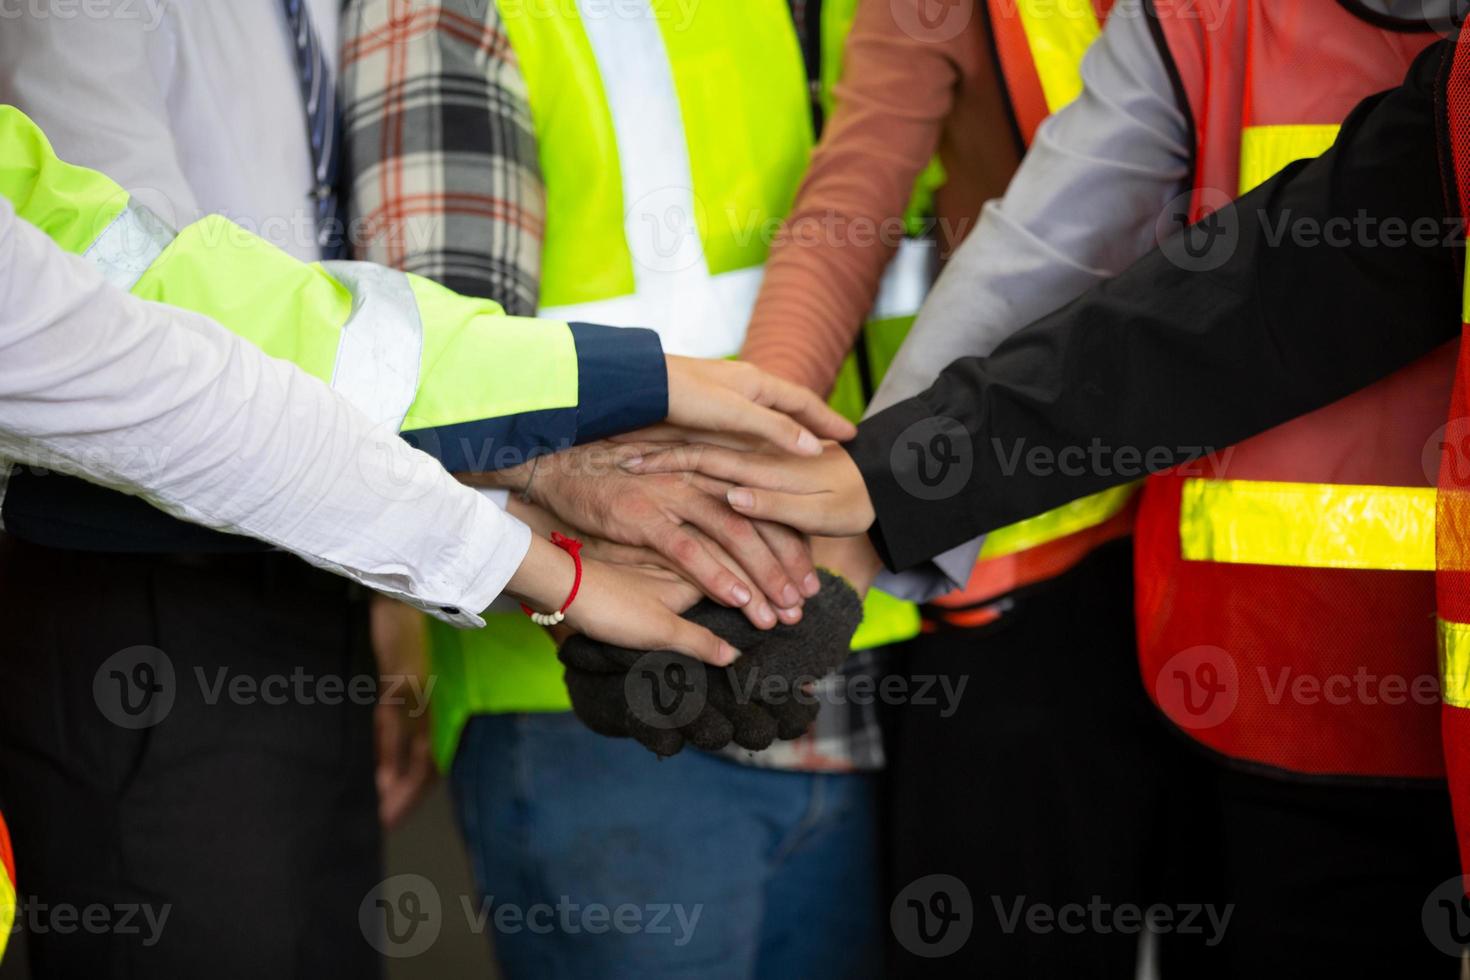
top-left (505, 533), bottom-right (739, 666)
top-left (489, 443), bottom-right (820, 627)
top-left (622, 440), bottom-right (877, 537)
top-left (665, 356), bottom-right (856, 456)
top-left (369, 596), bottom-right (436, 831)
top-left (557, 570), bottom-right (862, 757)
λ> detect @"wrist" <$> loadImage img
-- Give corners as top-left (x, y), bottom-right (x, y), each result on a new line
top-left (506, 534), bottom-right (577, 612)
top-left (812, 535), bottom-right (882, 597)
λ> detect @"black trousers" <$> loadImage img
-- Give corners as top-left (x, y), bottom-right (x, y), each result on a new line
top-left (881, 538), bottom-right (1461, 978)
top-left (0, 536), bottom-right (382, 979)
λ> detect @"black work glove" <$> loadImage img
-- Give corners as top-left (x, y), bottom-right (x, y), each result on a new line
top-left (558, 570), bottom-right (863, 757)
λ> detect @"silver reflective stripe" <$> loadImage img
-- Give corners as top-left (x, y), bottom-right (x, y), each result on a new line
top-left (541, 265), bottom-right (763, 359)
top-left (871, 238), bottom-right (937, 322)
top-left (82, 200), bottom-right (176, 293)
top-left (572, 0), bottom-right (754, 358)
top-left (321, 261), bottom-right (425, 430)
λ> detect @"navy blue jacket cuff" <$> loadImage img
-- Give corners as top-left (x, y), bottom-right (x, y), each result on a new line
top-left (400, 322), bottom-right (668, 473)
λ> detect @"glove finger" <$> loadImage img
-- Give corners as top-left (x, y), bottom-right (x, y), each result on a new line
top-left (563, 668), bottom-right (632, 738)
top-left (679, 702), bottom-right (736, 752)
top-left (683, 598), bottom-right (768, 650)
top-left (705, 672), bottom-right (778, 751)
top-left (626, 713), bottom-right (687, 758)
top-left (762, 691), bottom-right (820, 741)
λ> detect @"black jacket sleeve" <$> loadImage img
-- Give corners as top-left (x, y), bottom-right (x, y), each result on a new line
top-left (850, 38), bottom-right (1463, 572)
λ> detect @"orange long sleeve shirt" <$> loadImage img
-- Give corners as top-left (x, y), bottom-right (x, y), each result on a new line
top-left (741, 0), bottom-right (1020, 395)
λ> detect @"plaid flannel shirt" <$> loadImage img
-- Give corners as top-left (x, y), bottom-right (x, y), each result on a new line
top-left (341, 0), bottom-right (887, 772)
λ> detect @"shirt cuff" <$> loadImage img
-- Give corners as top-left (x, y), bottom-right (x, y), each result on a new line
top-left (873, 538), bottom-right (983, 603)
top-left (569, 322), bottom-right (668, 442)
top-left (399, 323), bottom-right (667, 473)
top-left (848, 394), bottom-right (978, 572)
top-left (403, 491), bottom-right (533, 628)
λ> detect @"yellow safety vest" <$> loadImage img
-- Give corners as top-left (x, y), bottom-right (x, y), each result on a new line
top-left (427, 0), bottom-right (934, 767)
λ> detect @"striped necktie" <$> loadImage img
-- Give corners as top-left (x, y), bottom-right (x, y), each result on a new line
top-left (281, 0), bottom-right (346, 259)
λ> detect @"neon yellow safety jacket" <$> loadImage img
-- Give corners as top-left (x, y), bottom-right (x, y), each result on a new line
top-left (0, 106), bottom-right (671, 555)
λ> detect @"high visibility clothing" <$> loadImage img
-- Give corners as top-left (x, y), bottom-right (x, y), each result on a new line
top-left (1134, 2), bottom-right (1442, 778)
top-left (0, 807), bottom-right (13, 964)
top-left (428, 0), bottom-right (945, 766)
top-left (985, 0), bottom-right (1114, 146)
top-left (0, 106), bottom-right (662, 546)
top-left (1437, 30), bottom-right (1470, 877)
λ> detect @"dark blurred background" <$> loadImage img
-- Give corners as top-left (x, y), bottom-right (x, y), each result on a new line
top-left (0, 781), bottom-right (497, 979)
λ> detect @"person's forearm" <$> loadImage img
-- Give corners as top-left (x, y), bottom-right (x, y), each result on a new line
top-left (850, 40), bottom-right (1457, 571)
top-left (852, 1), bottom-right (1189, 595)
top-left (0, 202), bottom-right (531, 624)
top-left (0, 105), bottom-right (667, 475)
top-left (866, 1), bottom-right (1192, 417)
top-left (342, 0), bottom-right (544, 315)
top-left (741, 0), bottom-right (974, 395)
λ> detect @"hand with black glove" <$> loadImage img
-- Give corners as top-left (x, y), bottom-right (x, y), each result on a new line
top-left (558, 570), bottom-right (863, 757)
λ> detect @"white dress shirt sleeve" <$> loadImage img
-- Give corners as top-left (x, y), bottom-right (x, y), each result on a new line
top-left (0, 197), bottom-right (528, 627)
top-left (867, 1), bottom-right (1193, 601)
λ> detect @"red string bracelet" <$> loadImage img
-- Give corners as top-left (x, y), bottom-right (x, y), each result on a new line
top-left (520, 532), bottom-right (583, 626)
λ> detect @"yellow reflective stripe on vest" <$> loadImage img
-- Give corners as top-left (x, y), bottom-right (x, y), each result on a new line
top-left (1017, 0), bottom-right (1103, 114)
top-left (1180, 478), bottom-right (1435, 571)
top-left (83, 199), bottom-right (176, 293)
top-left (1439, 619), bottom-right (1470, 709)
top-left (979, 483), bottom-right (1139, 560)
top-left (1238, 124), bottom-right (1341, 195)
top-left (1462, 248), bottom-right (1470, 322)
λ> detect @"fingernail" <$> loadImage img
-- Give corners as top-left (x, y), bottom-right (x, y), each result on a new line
top-left (777, 606), bottom-right (802, 624)
top-left (781, 584), bottom-right (801, 607)
top-left (802, 572), bottom-right (821, 596)
top-left (796, 430), bottom-right (821, 455)
top-left (727, 488), bottom-right (755, 509)
top-left (722, 643), bottom-right (743, 664)
top-left (619, 456), bottom-right (643, 469)
top-left (755, 604), bottom-right (776, 628)
top-left (732, 583), bottom-right (752, 605)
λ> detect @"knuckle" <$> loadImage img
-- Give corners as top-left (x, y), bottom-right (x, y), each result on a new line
top-left (668, 535), bottom-right (703, 566)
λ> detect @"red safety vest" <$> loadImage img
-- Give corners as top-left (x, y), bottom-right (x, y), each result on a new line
top-left (1135, 2), bottom-right (1442, 777)
top-left (1436, 27), bottom-right (1470, 880)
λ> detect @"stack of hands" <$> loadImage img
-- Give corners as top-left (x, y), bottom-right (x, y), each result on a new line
top-left (374, 356), bottom-right (885, 819)
top-left (480, 358), bottom-right (884, 751)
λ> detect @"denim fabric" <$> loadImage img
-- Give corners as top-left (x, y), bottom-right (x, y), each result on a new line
top-left (450, 712), bottom-right (881, 980)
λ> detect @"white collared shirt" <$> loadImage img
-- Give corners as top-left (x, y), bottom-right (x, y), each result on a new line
top-left (0, 0), bottom-right (341, 261)
top-left (0, 196), bottom-right (527, 627)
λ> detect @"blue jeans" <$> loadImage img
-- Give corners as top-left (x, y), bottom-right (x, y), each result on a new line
top-left (450, 712), bottom-right (881, 980)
